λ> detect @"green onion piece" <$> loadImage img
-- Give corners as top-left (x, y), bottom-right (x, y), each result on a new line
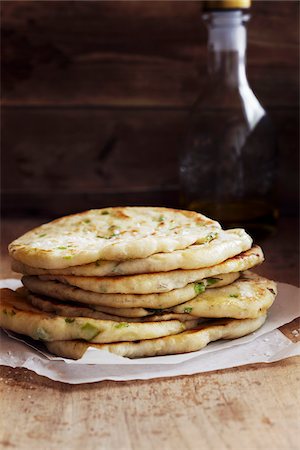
top-left (115, 322), bottom-right (129, 329)
top-left (81, 323), bottom-right (100, 340)
top-left (204, 232), bottom-right (218, 243)
top-left (194, 282), bottom-right (206, 295)
top-left (206, 277), bottom-right (221, 286)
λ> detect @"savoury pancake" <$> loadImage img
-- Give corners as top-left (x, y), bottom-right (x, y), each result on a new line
top-left (25, 272), bottom-right (276, 321)
top-left (46, 315), bottom-right (267, 359)
top-left (0, 289), bottom-right (198, 343)
top-left (11, 228), bottom-right (252, 276)
top-left (22, 272), bottom-right (239, 310)
top-left (9, 207), bottom-right (220, 269)
top-left (172, 271), bottom-right (277, 319)
top-left (26, 291), bottom-right (197, 323)
top-left (40, 246), bottom-right (263, 294)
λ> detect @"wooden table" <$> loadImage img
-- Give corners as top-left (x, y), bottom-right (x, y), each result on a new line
top-left (1, 217), bottom-right (299, 450)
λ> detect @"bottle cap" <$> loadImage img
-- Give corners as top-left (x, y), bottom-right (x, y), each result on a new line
top-left (203, 1), bottom-right (251, 10)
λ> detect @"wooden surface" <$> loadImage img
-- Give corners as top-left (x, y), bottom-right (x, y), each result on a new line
top-left (2, 0), bottom-right (299, 216)
top-left (0, 217), bottom-right (299, 450)
top-left (2, 1), bottom-right (298, 107)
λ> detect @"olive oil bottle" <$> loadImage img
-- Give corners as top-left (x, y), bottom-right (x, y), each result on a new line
top-left (180, 0), bottom-right (278, 238)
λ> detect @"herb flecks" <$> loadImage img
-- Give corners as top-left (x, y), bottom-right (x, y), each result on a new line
top-left (97, 233), bottom-right (118, 240)
top-left (101, 211), bottom-right (109, 215)
top-left (3, 309), bottom-right (17, 316)
top-left (115, 322), bottom-right (129, 329)
top-left (57, 246), bottom-right (67, 250)
top-left (65, 318), bottom-right (75, 323)
top-left (229, 294), bottom-right (239, 298)
top-left (39, 233), bottom-right (47, 238)
top-left (204, 232), bottom-right (219, 243)
top-left (206, 277), bottom-right (221, 286)
top-left (194, 282), bottom-right (206, 295)
top-left (183, 307), bottom-right (193, 314)
top-left (81, 323), bottom-right (100, 340)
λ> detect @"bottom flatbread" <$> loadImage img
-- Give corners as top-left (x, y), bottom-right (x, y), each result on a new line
top-left (46, 314), bottom-right (267, 359)
top-left (0, 289), bottom-right (198, 343)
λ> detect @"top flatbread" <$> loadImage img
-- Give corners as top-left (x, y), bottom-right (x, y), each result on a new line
top-left (11, 228), bottom-right (252, 276)
top-left (8, 207), bottom-right (220, 269)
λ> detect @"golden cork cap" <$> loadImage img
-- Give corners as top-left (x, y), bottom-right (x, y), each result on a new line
top-left (203, 1), bottom-right (251, 10)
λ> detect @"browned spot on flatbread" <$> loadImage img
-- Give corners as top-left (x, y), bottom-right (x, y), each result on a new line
top-left (112, 209), bottom-right (130, 219)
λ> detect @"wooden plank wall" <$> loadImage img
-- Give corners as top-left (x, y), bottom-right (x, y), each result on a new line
top-left (1, 0), bottom-right (299, 217)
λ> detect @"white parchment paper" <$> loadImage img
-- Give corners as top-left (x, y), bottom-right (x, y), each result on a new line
top-left (0, 279), bottom-right (299, 384)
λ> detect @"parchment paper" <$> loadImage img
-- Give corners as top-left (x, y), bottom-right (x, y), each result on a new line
top-left (0, 279), bottom-right (299, 383)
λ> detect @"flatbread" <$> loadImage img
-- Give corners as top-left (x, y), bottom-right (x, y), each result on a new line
top-left (41, 246), bottom-right (263, 294)
top-left (46, 315), bottom-right (267, 359)
top-left (22, 272), bottom-right (239, 310)
top-left (0, 289), bottom-right (199, 343)
top-left (9, 207), bottom-right (220, 269)
top-left (26, 272), bottom-right (276, 321)
top-left (26, 291), bottom-right (197, 323)
top-left (172, 271), bottom-right (277, 319)
top-left (11, 228), bottom-right (252, 276)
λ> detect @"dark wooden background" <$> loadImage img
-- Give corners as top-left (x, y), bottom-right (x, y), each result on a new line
top-left (1, 0), bottom-right (299, 218)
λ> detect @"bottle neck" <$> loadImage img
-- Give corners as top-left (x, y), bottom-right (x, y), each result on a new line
top-left (204, 11), bottom-right (249, 87)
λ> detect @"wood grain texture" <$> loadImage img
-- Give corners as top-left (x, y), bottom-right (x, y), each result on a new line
top-left (2, 1), bottom-right (298, 108)
top-left (0, 357), bottom-right (299, 450)
top-left (2, 109), bottom-right (183, 193)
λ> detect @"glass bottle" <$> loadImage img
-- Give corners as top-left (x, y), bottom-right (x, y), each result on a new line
top-left (179, 0), bottom-right (278, 238)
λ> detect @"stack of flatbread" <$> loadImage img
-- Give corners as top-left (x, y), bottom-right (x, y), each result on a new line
top-left (1, 207), bottom-right (277, 359)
